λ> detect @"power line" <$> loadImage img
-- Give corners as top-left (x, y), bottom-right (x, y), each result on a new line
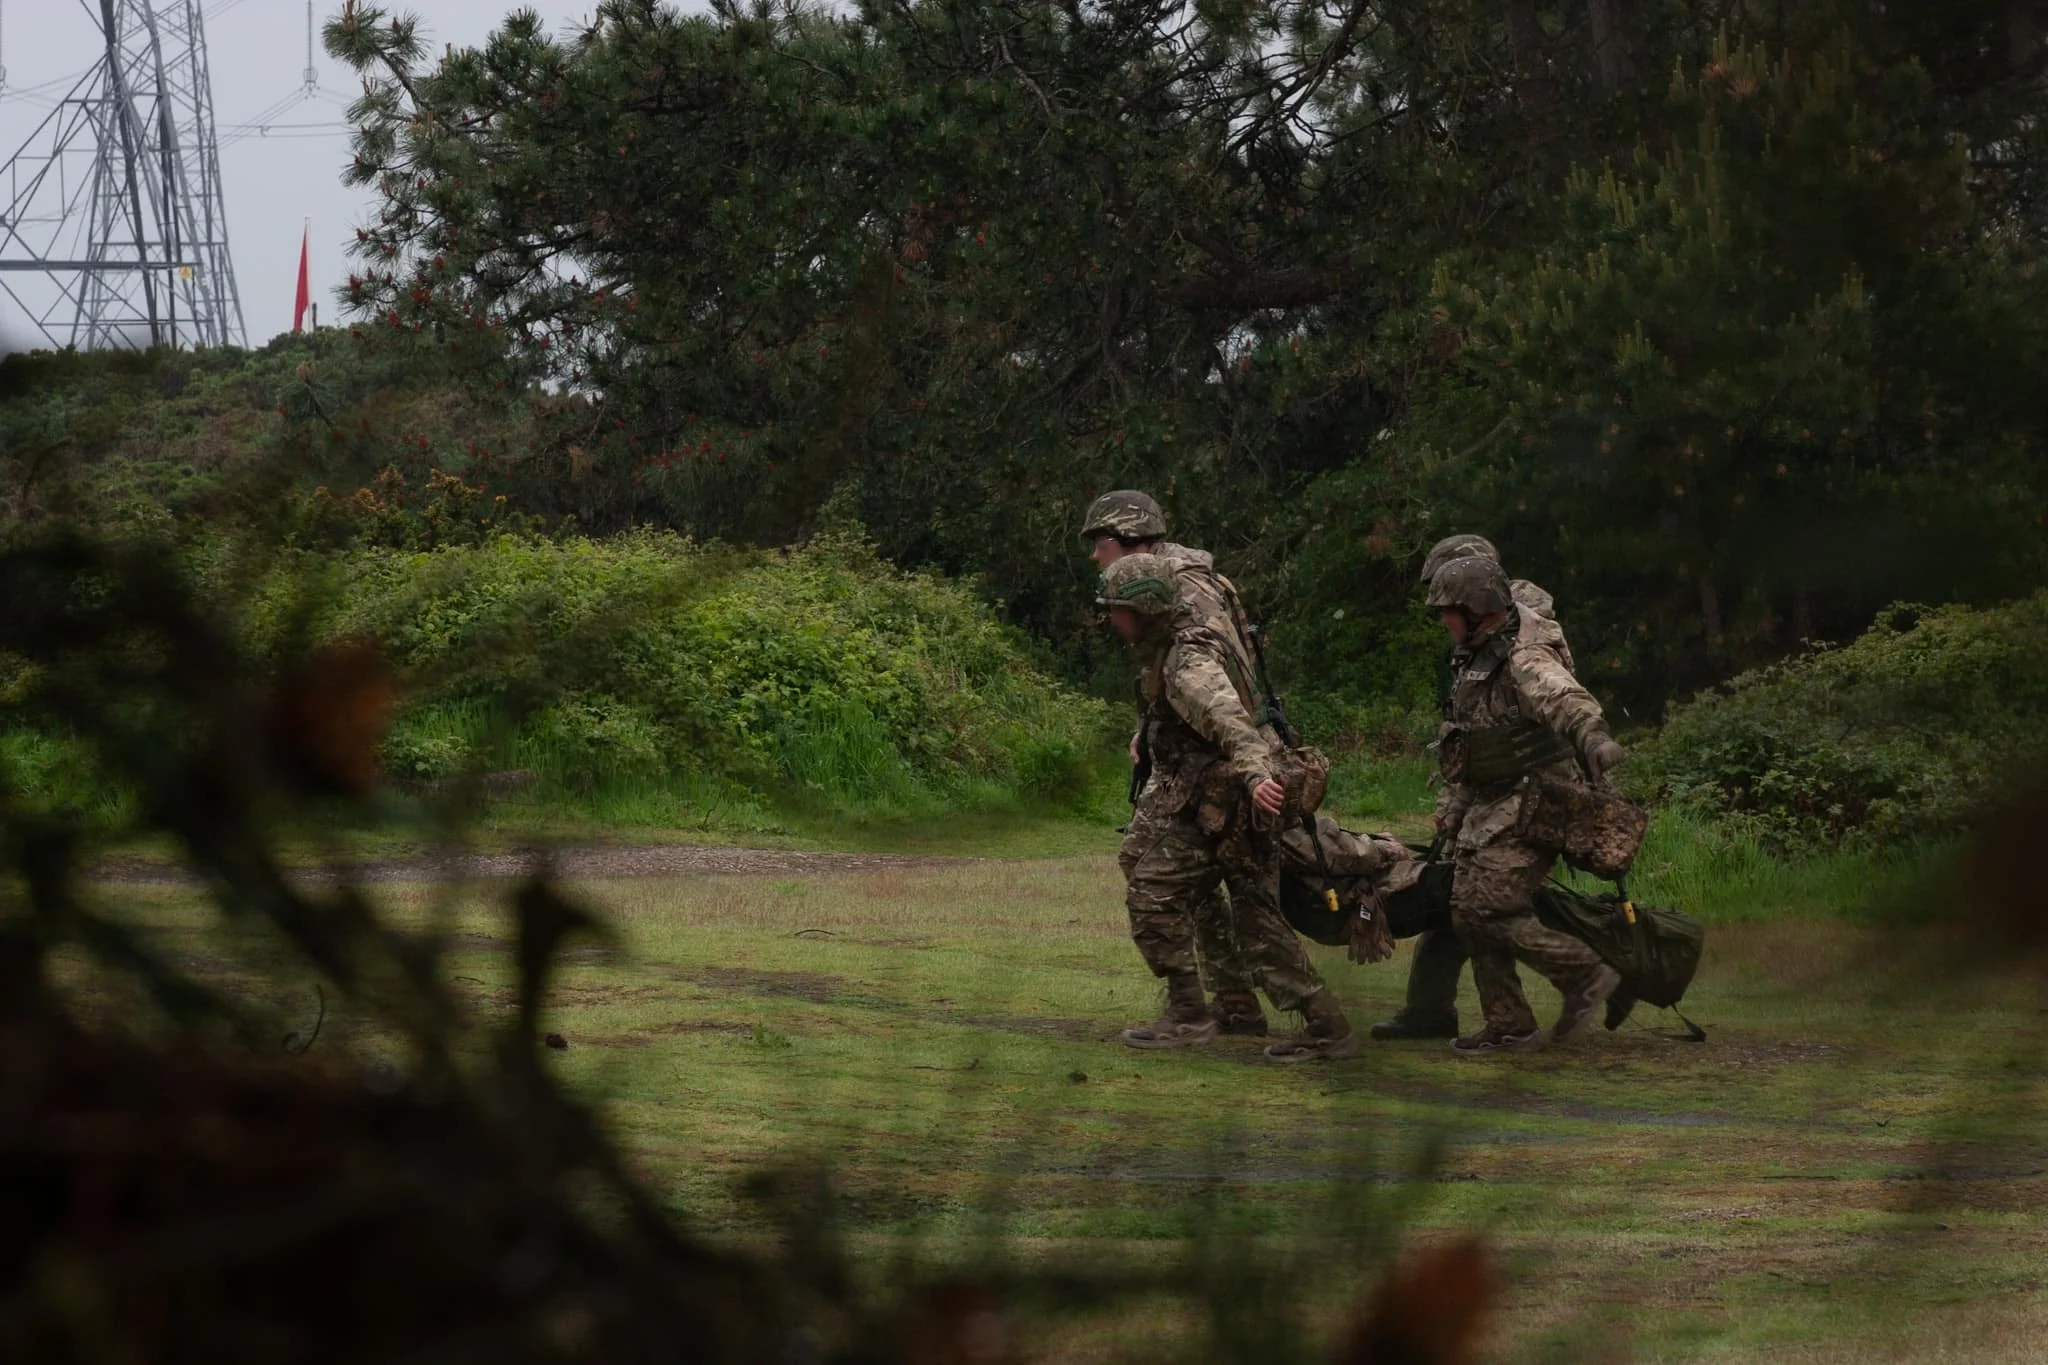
top-left (0, 0), bottom-right (248, 349)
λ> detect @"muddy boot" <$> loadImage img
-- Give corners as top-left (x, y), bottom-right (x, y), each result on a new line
top-left (1262, 991), bottom-right (1361, 1063)
top-left (1450, 1027), bottom-right (1543, 1056)
top-left (1553, 964), bottom-right (1622, 1043)
top-left (1122, 974), bottom-right (1219, 1050)
top-left (1369, 926), bottom-right (1465, 1040)
top-left (1210, 990), bottom-right (1269, 1037)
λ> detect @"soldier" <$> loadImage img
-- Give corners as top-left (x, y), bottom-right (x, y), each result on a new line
top-left (1371, 533), bottom-right (1577, 1042)
top-left (1081, 490), bottom-right (1269, 1037)
top-left (1425, 555), bottom-right (1623, 1054)
top-left (1098, 553), bottom-right (1359, 1062)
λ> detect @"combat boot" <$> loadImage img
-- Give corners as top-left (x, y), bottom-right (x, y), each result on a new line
top-left (1367, 1010), bottom-right (1460, 1041)
top-left (1369, 926), bottom-right (1465, 1040)
top-left (1210, 990), bottom-right (1269, 1037)
top-left (1449, 1027), bottom-right (1542, 1056)
top-left (1262, 991), bottom-right (1361, 1063)
top-left (1122, 974), bottom-right (1219, 1050)
top-left (1553, 964), bottom-right (1622, 1043)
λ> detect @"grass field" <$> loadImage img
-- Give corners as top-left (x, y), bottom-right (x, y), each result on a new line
top-left (69, 816), bottom-right (2048, 1363)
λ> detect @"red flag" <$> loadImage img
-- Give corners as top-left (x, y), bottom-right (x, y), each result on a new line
top-left (292, 224), bottom-right (311, 332)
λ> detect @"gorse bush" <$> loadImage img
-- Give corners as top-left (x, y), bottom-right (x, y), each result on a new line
top-left (309, 531), bottom-right (1115, 816)
top-left (1628, 593), bottom-right (2048, 851)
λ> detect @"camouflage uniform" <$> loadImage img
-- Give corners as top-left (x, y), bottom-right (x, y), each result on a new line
top-left (1082, 493), bottom-right (1265, 1028)
top-left (1151, 540), bottom-right (1266, 1009)
top-left (1376, 536), bottom-right (1577, 1041)
top-left (1099, 555), bottom-right (1354, 1059)
top-left (1429, 557), bottom-right (1618, 1049)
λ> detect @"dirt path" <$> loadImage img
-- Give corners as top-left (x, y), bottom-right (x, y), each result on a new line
top-left (93, 843), bottom-right (975, 886)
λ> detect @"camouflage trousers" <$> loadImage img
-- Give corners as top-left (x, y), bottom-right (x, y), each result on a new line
top-left (1449, 793), bottom-right (1606, 1038)
top-left (1191, 887), bottom-right (1259, 999)
top-left (1118, 801), bottom-right (1326, 1013)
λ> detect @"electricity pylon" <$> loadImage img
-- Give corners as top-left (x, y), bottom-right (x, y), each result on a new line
top-left (0, 0), bottom-right (247, 350)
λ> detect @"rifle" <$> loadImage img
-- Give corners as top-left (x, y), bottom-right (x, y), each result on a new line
top-left (1244, 623), bottom-right (1300, 747)
top-left (1245, 624), bottom-right (1339, 916)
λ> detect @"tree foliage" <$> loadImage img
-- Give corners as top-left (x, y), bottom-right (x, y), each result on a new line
top-left (311, 0), bottom-right (2048, 713)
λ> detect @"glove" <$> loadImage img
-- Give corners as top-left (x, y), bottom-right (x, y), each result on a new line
top-left (1582, 730), bottom-right (1626, 783)
top-left (1347, 892), bottom-right (1395, 965)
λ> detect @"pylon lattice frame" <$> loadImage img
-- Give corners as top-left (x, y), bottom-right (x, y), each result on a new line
top-left (0, 0), bottom-right (246, 350)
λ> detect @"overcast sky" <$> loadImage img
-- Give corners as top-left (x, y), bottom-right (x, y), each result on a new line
top-left (0, 0), bottom-right (697, 351)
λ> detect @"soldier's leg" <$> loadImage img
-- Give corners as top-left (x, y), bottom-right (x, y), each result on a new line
top-left (1192, 885), bottom-right (1266, 1034)
top-left (1487, 907), bottom-right (1618, 1041)
top-left (1448, 842), bottom-right (1548, 1044)
top-left (1216, 856), bottom-right (1323, 1014)
top-left (1370, 926), bottom-right (1467, 1040)
top-left (1119, 809), bottom-right (1227, 1048)
top-left (1216, 834), bottom-right (1359, 1063)
top-left (1450, 841), bottom-right (1608, 1051)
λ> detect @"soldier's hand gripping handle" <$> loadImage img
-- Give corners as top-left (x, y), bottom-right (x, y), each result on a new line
top-left (1251, 777), bottom-right (1287, 816)
top-left (1581, 727), bottom-right (1626, 785)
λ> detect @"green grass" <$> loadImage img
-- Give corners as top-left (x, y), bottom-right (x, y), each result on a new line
top-left (62, 832), bottom-right (2048, 1362)
top-left (1615, 806), bottom-right (1960, 926)
top-left (1323, 754), bottom-right (1437, 833)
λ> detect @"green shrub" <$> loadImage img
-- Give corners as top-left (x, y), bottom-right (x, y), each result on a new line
top-left (305, 530), bottom-right (1116, 818)
top-left (0, 728), bottom-right (136, 830)
top-left (1628, 594), bottom-right (2048, 851)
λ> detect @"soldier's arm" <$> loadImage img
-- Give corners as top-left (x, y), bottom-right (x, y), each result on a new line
top-left (1163, 648), bottom-right (1279, 791)
top-left (1508, 642), bottom-right (1613, 758)
top-left (1434, 780), bottom-right (1471, 836)
top-left (1429, 721), bottom-right (1471, 833)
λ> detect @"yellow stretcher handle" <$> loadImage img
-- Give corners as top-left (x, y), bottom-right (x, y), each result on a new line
top-left (1621, 900), bottom-right (1638, 925)
top-left (1325, 887), bottom-right (1341, 914)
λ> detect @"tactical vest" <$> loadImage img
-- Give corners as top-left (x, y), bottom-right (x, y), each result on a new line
top-left (1441, 616), bottom-right (1577, 788)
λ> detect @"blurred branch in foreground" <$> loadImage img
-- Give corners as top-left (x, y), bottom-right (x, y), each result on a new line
top-left (0, 531), bottom-right (1484, 1363)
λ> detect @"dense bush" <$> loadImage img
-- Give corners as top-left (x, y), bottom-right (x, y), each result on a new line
top-left (1628, 594), bottom-right (2048, 850)
top-left (304, 531), bottom-right (1115, 815)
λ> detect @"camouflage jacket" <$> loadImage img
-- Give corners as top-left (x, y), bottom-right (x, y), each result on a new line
top-left (1436, 579), bottom-right (1572, 718)
top-left (1154, 543), bottom-right (1256, 654)
top-left (1434, 607), bottom-right (1605, 832)
top-left (1510, 579), bottom-right (1574, 671)
top-left (1135, 618), bottom-right (1284, 817)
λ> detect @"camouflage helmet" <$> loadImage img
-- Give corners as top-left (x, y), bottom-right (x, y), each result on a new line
top-left (1419, 533), bottom-right (1501, 585)
top-left (1096, 553), bottom-right (1179, 616)
top-left (1080, 489), bottom-right (1168, 542)
top-left (1425, 554), bottom-right (1513, 618)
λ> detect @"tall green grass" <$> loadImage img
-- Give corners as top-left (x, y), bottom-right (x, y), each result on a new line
top-left (1322, 755), bottom-right (1436, 831)
top-left (1326, 754), bottom-right (1904, 923)
top-left (1593, 807), bottom-right (1940, 925)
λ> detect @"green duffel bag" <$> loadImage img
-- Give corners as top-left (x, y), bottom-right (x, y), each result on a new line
top-left (1532, 882), bottom-right (1704, 1010)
